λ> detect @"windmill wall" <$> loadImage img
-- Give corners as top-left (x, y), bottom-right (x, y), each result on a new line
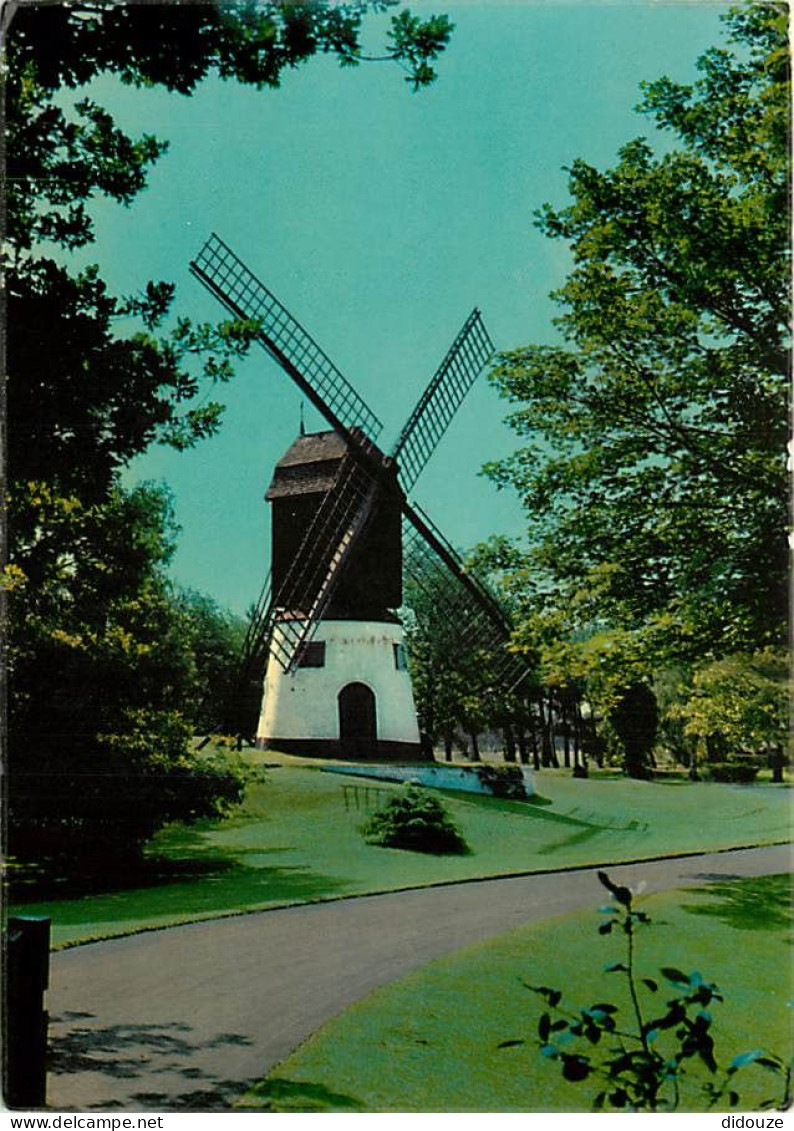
top-left (266, 430), bottom-right (403, 620)
top-left (256, 619), bottom-right (422, 760)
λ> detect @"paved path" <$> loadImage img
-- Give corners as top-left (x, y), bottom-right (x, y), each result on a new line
top-left (46, 845), bottom-right (791, 1112)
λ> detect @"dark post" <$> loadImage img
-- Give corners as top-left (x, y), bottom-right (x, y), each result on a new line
top-left (5, 916), bottom-right (50, 1109)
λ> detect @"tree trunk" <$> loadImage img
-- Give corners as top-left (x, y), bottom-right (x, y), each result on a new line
top-left (529, 703), bottom-right (541, 771)
top-left (540, 694), bottom-right (559, 768)
top-left (469, 731), bottom-right (480, 762)
top-left (771, 744), bottom-right (785, 783)
top-left (573, 701), bottom-right (581, 767)
top-left (444, 734), bottom-right (453, 762)
top-left (516, 724), bottom-right (530, 767)
top-left (705, 733), bottom-right (725, 762)
top-left (503, 725), bottom-right (517, 763)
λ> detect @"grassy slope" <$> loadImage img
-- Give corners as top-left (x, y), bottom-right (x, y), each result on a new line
top-left (10, 764), bottom-right (791, 947)
top-left (239, 875), bottom-right (794, 1113)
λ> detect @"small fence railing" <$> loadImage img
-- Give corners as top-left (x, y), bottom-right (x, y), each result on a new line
top-left (342, 784), bottom-right (393, 812)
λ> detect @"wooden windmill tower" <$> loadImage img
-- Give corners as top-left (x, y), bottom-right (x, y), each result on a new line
top-left (190, 233), bottom-right (528, 759)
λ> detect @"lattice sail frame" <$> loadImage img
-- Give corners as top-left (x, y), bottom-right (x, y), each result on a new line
top-left (269, 454), bottom-right (380, 672)
top-left (402, 505), bottom-right (529, 691)
top-left (191, 233), bottom-right (383, 441)
top-left (392, 309), bottom-right (494, 492)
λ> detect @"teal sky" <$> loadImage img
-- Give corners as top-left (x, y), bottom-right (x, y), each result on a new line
top-left (80, 1), bottom-right (727, 615)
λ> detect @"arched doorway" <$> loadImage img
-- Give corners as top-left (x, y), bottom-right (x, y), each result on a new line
top-left (338, 682), bottom-right (377, 757)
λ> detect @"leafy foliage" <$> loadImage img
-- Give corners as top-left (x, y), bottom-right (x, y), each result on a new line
top-left (706, 762), bottom-right (759, 784)
top-left (6, 482), bottom-right (252, 864)
top-left (671, 649), bottom-right (788, 757)
top-left (500, 872), bottom-right (790, 1111)
top-left (484, 3), bottom-right (790, 754)
top-left (175, 589), bottom-right (248, 733)
top-left (402, 545), bottom-right (537, 761)
top-left (361, 785), bottom-right (469, 855)
top-left (8, 3), bottom-right (452, 98)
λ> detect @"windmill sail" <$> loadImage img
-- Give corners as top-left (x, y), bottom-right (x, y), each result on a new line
top-left (190, 233), bottom-right (383, 442)
top-left (402, 503), bottom-right (529, 690)
top-left (392, 309), bottom-right (494, 493)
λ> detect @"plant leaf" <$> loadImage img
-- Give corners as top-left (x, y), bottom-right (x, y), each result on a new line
top-left (597, 871), bottom-right (632, 907)
top-left (756, 1056), bottom-right (783, 1072)
top-left (660, 967), bottom-right (689, 985)
top-left (730, 1050), bottom-right (764, 1069)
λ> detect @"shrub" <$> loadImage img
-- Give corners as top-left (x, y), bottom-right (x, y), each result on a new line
top-left (475, 763), bottom-right (527, 799)
top-left (8, 716), bottom-right (253, 869)
top-left (707, 762), bottom-right (759, 784)
top-left (361, 785), bottom-right (468, 854)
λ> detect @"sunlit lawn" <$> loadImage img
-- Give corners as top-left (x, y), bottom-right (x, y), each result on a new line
top-left (239, 874), bottom-right (794, 1113)
top-left (9, 758), bottom-right (791, 947)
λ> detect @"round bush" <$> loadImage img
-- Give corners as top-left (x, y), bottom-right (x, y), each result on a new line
top-left (361, 785), bottom-right (468, 855)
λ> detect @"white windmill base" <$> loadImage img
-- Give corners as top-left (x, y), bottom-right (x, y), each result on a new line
top-left (256, 619), bottom-right (424, 761)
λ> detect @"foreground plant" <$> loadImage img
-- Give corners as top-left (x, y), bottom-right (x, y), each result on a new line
top-left (499, 872), bottom-right (789, 1111)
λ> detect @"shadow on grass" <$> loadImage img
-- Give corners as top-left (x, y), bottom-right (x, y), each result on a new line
top-left (456, 791), bottom-right (648, 836)
top-left (10, 826), bottom-right (352, 924)
top-left (16, 864), bottom-right (352, 930)
top-left (8, 823), bottom-right (238, 901)
top-left (682, 874), bottom-right (793, 933)
top-left (238, 1077), bottom-right (367, 1113)
top-left (457, 792), bottom-right (596, 827)
top-left (10, 849), bottom-right (246, 902)
top-left (536, 825), bottom-right (605, 855)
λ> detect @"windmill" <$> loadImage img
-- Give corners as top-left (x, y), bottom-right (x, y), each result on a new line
top-left (190, 233), bottom-right (529, 759)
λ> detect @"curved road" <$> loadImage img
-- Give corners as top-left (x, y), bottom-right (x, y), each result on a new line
top-left (46, 844), bottom-right (791, 1112)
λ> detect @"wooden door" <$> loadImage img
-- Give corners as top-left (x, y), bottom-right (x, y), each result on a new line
top-left (338, 682), bottom-right (377, 756)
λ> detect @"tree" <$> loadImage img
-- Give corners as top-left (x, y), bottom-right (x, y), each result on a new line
top-left (6, 2), bottom-right (453, 496)
top-left (176, 589), bottom-right (248, 733)
top-left (485, 5), bottom-right (789, 734)
top-left (361, 785), bottom-right (468, 854)
top-left (669, 649), bottom-right (789, 781)
top-left (4, 1), bottom-right (453, 864)
top-left (402, 545), bottom-right (533, 763)
top-left (606, 683), bottom-right (658, 780)
top-left (7, 481), bottom-right (252, 863)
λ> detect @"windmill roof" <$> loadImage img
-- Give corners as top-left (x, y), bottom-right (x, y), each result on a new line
top-left (277, 430), bottom-right (349, 467)
top-left (266, 430), bottom-right (348, 499)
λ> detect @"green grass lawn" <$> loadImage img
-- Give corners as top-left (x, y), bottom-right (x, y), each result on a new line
top-left (238, 874), bottom-right (794, 1113)
top-left (9, 759), bottom-right (792, 948)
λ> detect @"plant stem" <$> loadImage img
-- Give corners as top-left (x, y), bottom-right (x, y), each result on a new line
top-left (625, 908), bottom-right (660, 1111)
top-left (625, 916), bottom-right (647, 1051)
